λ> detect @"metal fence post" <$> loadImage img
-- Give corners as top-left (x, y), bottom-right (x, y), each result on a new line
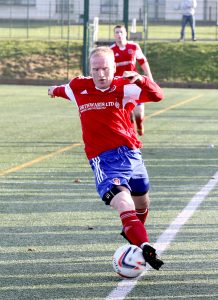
top-left (67, 0), bottom-right (70, 80)
top-left (123, 0), bottom-right (129, 34)
top-left (216, 0), bottom-right (218, 40)
top-left (143, 0), bottom-right (148, 55)
top-left (27, 0), bottom-right (30, 39)
top-left (48, 1), bottom-right (51, 40)
top-left (82, 0), bottom-right (89, 76)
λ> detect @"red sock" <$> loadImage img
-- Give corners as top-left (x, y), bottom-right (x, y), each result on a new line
top-left (136, 208), bottom-right (148, 225)
top-left (120, 210), bottom-right (149, 246)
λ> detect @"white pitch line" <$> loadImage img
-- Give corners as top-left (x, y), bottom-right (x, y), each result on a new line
top-left (106, 171), bottom-right (218, 300)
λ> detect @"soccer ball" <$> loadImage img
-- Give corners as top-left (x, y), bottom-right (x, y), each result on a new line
top-left (112, 244), bottom-right (146, 278)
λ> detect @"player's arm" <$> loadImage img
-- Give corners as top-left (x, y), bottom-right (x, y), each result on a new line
top-left (123, 71), bottom-right (143, 84)
top-left (138, 76), bottom-right (163, 103)
top-left (48, 86), bottom-right (57, 98)
top-left (123, 71), bottom-right (163, 103)
top-left (48, 85), bottom-right (70, 100)
top-left (140, 61), bottom-right (154, 82)
top-left (48, 80), bottom-right (76, 102)
top-left (135, 44), bottom-right (154, 81)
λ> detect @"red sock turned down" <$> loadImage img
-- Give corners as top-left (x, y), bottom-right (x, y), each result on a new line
top-left (120, 210), bottom-right (149, 247)
top-left (136, 208), bottom-right (148, 225)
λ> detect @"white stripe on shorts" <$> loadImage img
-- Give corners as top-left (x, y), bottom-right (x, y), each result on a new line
top-left (92, 156), bottom-right (104, 184)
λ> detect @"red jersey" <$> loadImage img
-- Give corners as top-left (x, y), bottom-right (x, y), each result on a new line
top-left (52, 76), bottom-right (163, 160)
top-left (110, 41), bottom-right (147, 76)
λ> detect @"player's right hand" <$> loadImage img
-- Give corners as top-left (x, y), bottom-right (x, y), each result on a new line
top-left (48, 86), bottom-right (56, 98)
top-left (122, 71), bottom-right (142, 84)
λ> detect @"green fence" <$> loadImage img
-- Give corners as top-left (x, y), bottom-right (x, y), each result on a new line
top-left (0, 0), bottom-right (217, 85)
top-left (0, 0), bottom-right (217, 41)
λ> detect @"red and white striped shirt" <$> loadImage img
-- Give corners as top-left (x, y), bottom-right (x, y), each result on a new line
top-left (52, 76), bottom-right (163, 160)
top-left (110, 41), bottom-right (147, 76)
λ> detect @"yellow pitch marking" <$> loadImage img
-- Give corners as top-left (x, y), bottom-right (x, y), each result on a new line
top-left (0, 143), bottom-right (81, 177)
top-left (144, 94), bottom-right (203, 120)
top-left (0, 94), bottom-right (203, 177)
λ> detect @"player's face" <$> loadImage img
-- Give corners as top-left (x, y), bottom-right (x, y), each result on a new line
top-left (114, 27), bottom-right (127, 44)
top-left (90, 54), bottom-right (116, 89)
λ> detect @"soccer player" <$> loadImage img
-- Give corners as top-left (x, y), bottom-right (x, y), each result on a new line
top-left (110, 24), bottom-right (154, 136)
top-left (48, 46), bottom-right (164, 270)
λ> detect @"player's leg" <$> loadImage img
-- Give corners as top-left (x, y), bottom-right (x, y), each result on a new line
top-left (133, 103), bottom-right (144, 136)
top-left (128, 153), bottom-right (164, 269)
top-left (129, 170), bottom-right (150, 224)
top-left (129, 189), bottom-right (163, 269)
top-left (90, 147), bottom-right (164, 270)
top-left (110, 190), bottom-right (163, 270)
top-left (109, 186), bottom-right (150, 245)
top-left (90, 147), bottom-right (150, 246)
top-left (189, 15), bottom-right (196, 41)
top-left (180, 15), bottom-right (188, 41)
top-left (132, 192), bottom-right (150, 224)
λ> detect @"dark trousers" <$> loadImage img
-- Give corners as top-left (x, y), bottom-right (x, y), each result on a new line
top-left (180, 15), bottom-right (196, 40)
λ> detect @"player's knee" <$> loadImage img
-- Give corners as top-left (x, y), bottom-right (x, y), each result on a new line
top-left (132, 192), bottom-right (150, 210)
top-left (111, 189), bottom-right (135, 213)
top-left (131, 181), bottom-right (150, 196)
top-left (102, 185), bottom-right (129, 205)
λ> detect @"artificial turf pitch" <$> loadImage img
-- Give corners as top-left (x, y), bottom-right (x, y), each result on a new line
top-left (0, 85), bottom-right (217, 299)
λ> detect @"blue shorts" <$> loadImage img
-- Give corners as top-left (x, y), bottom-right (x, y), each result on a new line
top-left (89, 146), bottom-right (150, 202)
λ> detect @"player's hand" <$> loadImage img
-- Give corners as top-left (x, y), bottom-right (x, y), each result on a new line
top-left (48, 86), bottom-right (56, 98)
top-left (122, 71), bottom-right (143, 84)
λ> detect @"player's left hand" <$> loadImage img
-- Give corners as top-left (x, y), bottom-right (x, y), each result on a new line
top-left (122, 71), bottom-right (143, 84)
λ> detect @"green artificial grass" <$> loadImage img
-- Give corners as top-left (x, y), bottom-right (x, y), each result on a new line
top-left (0, 85), bottom-right (217, 299)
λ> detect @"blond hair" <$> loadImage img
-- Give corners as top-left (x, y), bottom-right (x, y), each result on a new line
top-left (90, 46), bottom-right (115, 61)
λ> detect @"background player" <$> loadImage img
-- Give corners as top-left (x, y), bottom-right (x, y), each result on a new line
top-left (110, 24), bottom-right (154, 136)
top-left (48, 46), bottom-right (164, 270)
